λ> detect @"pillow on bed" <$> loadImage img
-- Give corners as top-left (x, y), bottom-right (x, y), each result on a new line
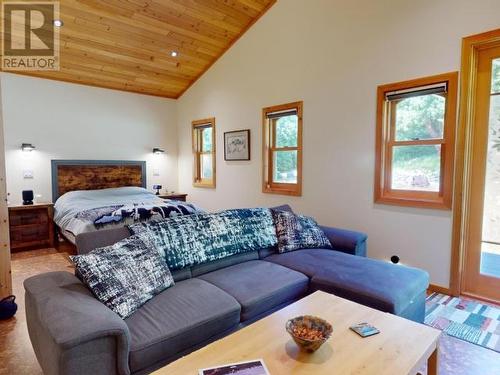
top-left (70, 232), bottom-right (174, 319)
top-left (272, 210), bottom-right (332, 253)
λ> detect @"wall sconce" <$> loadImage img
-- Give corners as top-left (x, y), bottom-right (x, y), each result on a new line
top-left (153, 147), bottom-right (165, 155)
top-left (21, 143), bottom-right (35, 152)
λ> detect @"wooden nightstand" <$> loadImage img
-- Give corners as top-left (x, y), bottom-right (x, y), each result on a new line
top-left (8, 203), bottom-right (55, 251)
top-left (158, 193), bottom-right (188, 202)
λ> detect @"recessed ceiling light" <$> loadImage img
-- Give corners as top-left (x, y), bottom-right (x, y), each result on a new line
top-left (171, 51), bottom-right (178, 57)
top-left (53, 19), bottom-right (63, 27)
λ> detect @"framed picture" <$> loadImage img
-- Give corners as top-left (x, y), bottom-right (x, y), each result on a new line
top-left (224, 129), bottom-right (250, 161)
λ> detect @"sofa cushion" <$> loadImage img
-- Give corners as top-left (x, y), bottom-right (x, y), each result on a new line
top-left (198, 260), bottom-right (308, 321)
top-left (272, 211), bottom-right (332, 253)
top-left (191, 251), bottom-right (259, 277)
top-left (264, 248), bottom-right (338, 277)
top-left (70, 233), bottom-right (174, 319)
top-left (125, 278), bottom-right (241, 373)
top-left (265, 249), bottom-right (429, 315)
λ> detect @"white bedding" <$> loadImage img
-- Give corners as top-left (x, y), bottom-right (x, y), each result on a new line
top-left (54, 187), bottom-right (169, 238)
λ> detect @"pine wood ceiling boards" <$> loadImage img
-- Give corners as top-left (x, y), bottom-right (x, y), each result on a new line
top-left (7, 0), bottom-right (276, 98)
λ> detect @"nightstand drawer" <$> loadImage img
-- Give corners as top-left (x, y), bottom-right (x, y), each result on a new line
top-left (9, 208), bottom-right (49, 227)
top-left (10, 225), bottom-right (50, 248)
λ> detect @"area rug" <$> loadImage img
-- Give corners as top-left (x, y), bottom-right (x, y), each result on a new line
top-left (425, 293), bottom-right (500, 353)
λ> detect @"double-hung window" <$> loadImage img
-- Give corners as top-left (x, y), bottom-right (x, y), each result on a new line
top-left (375, 73), bottom-right (458, 209)
top-left (262, 101), bottom-right (303, 196)
top-left (192, 118), bottom-right (216, 188)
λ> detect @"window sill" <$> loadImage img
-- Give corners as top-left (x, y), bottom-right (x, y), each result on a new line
top-left (193, 181), bottom-right (215, 189)
top-left (263, 185), bottom-right (301, 197)
top-left (375, 194), bottom-right (451, 210)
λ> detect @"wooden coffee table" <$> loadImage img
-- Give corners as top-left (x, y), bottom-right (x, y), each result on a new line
top-left (153, 291), bottom-right (440, 375)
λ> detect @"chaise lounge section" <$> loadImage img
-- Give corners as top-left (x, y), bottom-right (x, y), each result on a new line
top-left (24, 208), bottom-right (429, 375)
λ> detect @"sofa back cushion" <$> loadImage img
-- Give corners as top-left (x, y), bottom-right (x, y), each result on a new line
top-left (191, 251), bottom-right (259, 277)
top-left (129, 208), bottom-right (278, 270)
top-left (76, 226), bottom-right (131, 255)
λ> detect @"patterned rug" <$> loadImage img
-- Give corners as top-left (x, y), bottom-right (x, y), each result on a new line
top-left (425, 293), bottom-right (500, 353)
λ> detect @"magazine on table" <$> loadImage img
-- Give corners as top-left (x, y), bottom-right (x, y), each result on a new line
top-left (199, 359), bottom-right (270, 375)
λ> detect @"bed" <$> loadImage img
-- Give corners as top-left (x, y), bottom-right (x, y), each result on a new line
top-left (51, 160), bottom-right (201, 243)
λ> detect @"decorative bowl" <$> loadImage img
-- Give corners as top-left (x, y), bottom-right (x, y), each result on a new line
top-left (286, 315), bottom-right (332, 352)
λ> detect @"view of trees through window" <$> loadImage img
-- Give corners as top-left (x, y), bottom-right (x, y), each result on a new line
top-left (391, 94), bottom-right (445, 191)
top-left (202, 127), bottom-right (213, 179)
top-left (273, 115), bottom-right (298, 183)
top-left (492, 58), bottom-right (500, 93)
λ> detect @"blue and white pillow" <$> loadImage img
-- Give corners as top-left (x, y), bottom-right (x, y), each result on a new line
top-left (129, 208), bottom-right (278, 270)
top-left (70, 232), bottom-right (174, 319)
top-left (272, 210), bottom-right (332, 253)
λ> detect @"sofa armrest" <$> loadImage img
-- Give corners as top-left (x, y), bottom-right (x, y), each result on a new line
top-left (320, 226), bottom-right (368, 257)
top-left (24, 271), bottom-right (130, 375)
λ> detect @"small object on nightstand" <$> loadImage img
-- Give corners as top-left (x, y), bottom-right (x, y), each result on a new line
top-left (22, 190), bottom-right (34, 205)
top-left (153, 185), bottom-right (162, 195)
top-left (158, 193), bottom-right (188, 202)
top-left (8, 203), bottom-right (55, 251)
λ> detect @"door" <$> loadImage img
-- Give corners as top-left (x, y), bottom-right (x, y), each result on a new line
top-left (463, 46), bottom-right (500, 302)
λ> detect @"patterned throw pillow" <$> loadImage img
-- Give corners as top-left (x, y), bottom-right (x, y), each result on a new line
top-left (129, 208), bottom-right (278, 270)
top-left (70, 232), bottom-right (174, 319)
top-left (272, 210), bottom-right (332, 253)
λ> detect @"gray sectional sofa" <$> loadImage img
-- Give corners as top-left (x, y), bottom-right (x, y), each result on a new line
top-left (24, 207), bottom-right (429, 375)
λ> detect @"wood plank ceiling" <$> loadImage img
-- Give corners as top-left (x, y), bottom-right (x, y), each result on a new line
top-left (14, 0), bottom-right (276, 98)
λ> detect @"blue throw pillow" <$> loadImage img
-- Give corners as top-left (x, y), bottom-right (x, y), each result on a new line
top-left (70, 232), bottom-right (174, 319)
top-left (272, 210), bottom-right (332, 253)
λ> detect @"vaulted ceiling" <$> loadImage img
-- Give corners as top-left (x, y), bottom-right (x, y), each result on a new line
top-left (16, 0), bottom-right (276, 98)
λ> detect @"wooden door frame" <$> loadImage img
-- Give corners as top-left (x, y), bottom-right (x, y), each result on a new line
top-left (0, 78), bottom-right (12, 299)
top-left (449, 29), bottom-right (500, 301)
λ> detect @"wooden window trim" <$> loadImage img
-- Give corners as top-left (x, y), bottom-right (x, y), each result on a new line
top-left (192, 118), bottom-right (216, 188)
top-left (262, 101), bottom-right (303, 196)
top-left (374, 72), bottom-right (458, 209)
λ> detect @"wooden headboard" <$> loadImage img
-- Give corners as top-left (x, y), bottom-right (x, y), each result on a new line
top-left (51, 160), bottom-right (146, 201)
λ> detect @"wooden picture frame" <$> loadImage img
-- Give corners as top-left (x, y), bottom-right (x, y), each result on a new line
top-left (224, 129), bottom-right (251, 161)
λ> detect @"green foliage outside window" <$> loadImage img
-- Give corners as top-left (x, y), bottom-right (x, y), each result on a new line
top-left (274, 116), bottom-right (298, 182)
top-left (202, 127), bottom-right (212, 152)
top-left (392, 94), bottom-right (445, 190)
top-left (492, 59), bottom-right (500, 94)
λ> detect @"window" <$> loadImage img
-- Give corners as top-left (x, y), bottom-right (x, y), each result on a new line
top-left (192, 118), bottom-right (216, 188)
top-left (375, 73), bottom-right (458, 209)
top-left (263, 101), bottom-right (303, 196)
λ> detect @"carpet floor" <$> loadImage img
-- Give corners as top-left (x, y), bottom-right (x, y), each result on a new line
top-left (425, 292), bottom-right (500, 353)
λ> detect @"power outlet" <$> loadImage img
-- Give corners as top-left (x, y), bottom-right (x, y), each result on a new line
top-left (23, 170), bottom-right (34, 179)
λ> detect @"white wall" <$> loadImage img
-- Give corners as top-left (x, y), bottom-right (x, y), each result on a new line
top-left (177, 0), bottom-right (500, 288)
top-left (1, 73), bottom-right (178, 204)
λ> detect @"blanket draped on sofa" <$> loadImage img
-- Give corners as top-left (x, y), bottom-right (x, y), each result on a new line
top-left (129, 208), bottom-right (277, 270)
